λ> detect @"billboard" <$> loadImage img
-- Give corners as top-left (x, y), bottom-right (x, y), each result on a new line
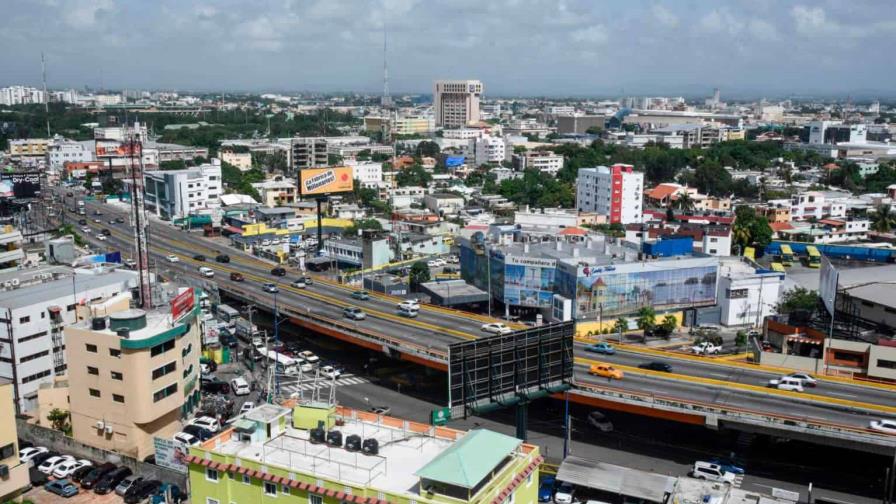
top-left (170, 287), bottom-right (195, 321)
top-left (96, 139), bottom-right (141, 158)
top-left (445, 156), bottom-right (465, 168)
top-left (298, 167), bottom-right (353, 196)
top-left (504, 256), bottom-right (557, 308)
top-left (152, 437), bottom-right (188, 473)
top-left (448, 321), bottom-right (574, 410)
top-left (0, 172), bottom-right (41, 198)
top-left (819, 255), bottom-right (839, 315)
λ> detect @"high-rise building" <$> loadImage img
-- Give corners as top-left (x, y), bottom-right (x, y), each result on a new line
top-left (576, 164), bottom-right (644, 224)
top-left (291, 137), bottom-right (329, 170)
top-left (138, 159), bottom-right (223, 219)
top-left (433, 80), bottom-right (483, 129)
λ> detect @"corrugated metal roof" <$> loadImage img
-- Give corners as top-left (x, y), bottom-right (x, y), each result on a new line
top-left (415, 429), bottom-right (521, 489)
top-left (555, 456), bottom-right (675, 503)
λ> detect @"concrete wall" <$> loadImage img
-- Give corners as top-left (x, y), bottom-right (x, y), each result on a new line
top-left (16, 418), bottom-right (187, 490)
top-left (758, 351), bottom-right (822, 373)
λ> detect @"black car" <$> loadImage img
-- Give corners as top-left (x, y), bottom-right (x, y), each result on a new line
top-left (94, 466), bottom-right (132, 494)
top-left (78, 219), bottom-right (87, 225)
top-left (93, 209), bottom-right (103, 215)
top-left (124, 479), bottom-right (162, 504)
top-left (220, 332), bottom-right (238, 349)
top-left (215, 254), bottom-right (230, 263)
top-left (200, 378), bottom-right (230, 394)
top-left (193, 254), bottom-right (206, 261)
top-left (302, 275), bottom-right (313, 285)
top-left (638, 361), bottom-right (673, 373)
top-left (80, 462), bottom-right (117, 489)
top-left (115, 217), bottom-right (125, 224)
top-left (29, 466), bottom-right (49, 486)
top-left (271, 266), bottom-right (286, 276)
top-left (182, 424), bottom-right (214, 441)
top-left (101, 228), bottom-right (112, 236)
top-left (71, 464), bottom-right (95, 483)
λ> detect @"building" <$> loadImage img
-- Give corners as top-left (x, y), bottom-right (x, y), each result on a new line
top-left (433, 80), bottom-right (483, 129)
top-left (219, 150), bottom-right (253, 171)
top-left (8, 138), bottom-right (49, 158)
top-left (345, 160), bottom-right (383, 187)
top-left (757, 204), bottom-right (792, 223)
top-left (442, 128), bottom-right (484, 140)
top-left (807, 121), bottom-right (867, 145)
top-left (424, 193), bottom-right (465, 216)
top-left (140, 159), bottom-right (223, 219)
top-left (47, 137), bottom-right (95, 170)
top-left (471, 135), bottom-right (505, 166)
top-left (291, 137), bottom-right (329, 170)
top-left (0, 380), bottom-right (29, 501)
top-left (512, 151), bottom-right (564, 175)
top-left (67, 289), bottom-right (202, 459)
top-left (0, 267), bottom-right (138, 413)
top-left (717, 258), bottom-right (782, 327)
top-left (324, 237), bottom-right (391, 269)
top-left (389, 186), bottom-right (426, 209)
top-left (185, 403), bottom-right (540, 504)
top-left (364, 116), bottom-right (434, 136)
top-left (0, 226), bottom-right (25, 269)
top-left (0, 85), bottom-right (45, 106)
top-left (576, 164), bottom-right (644, 224)
top-left (514, 208), bottom-right (603, 235)
top-left (779, 218), bottom-right (871, 244)
top-left (252, 176), bottom-right (298, 207)
top-left (556, 114), bottom-right (606, 134)
top-left (785, 191), bottom-right (847, 221)
top-left (146, 141), bottom-right (210, 163)
top-left (701, 226), bottom-right (732, 256)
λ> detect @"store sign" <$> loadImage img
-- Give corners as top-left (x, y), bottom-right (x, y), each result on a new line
top-left (152, 437), bottom-right (188, 474)
top-left (505, 256), bottom-right (556, 268)
top-left (170, 288), bottom-right (195, 321)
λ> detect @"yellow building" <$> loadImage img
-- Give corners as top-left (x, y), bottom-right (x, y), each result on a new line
top-left (66, 290), bottom-right (202, 459)
top-left (9, 138), bottom-right (49, 157)
top-left (0, 380), bottom-right (30, 501)
top-left (220, 151), bottom-right (253, 171)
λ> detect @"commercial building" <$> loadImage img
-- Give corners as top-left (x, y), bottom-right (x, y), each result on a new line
top-left (364, 116), bottom-right (435, 136)
top-left (139, 159), bottom-right (223, 219)
top-left (575, 164), bottom-right (644, 224)
top-left (146, 141), bottom-right (210, 163)
top-left (185, 403), bottom-right (540, 504)
top-left (512, 151), bottom-right (564, 175)
top-left (389, 186), bottom-right (426, 209)
top-left (423, 193), bottom-right (465, 216)
top-left (252, 176), bottom-right (298, 207)
top-left (514, 208), bottom-right (603, 235)
top-left (8, 138), bottom-right (49, 158)
top-left (67, 289), bottom-right (202, 459)
top-left (0, 380), bottom-right (29, 501)
top-left (219, 151), bottom-right (253, 171)
top-left (346, 160), bottom-right (384, 187)
top-left (471, 135), bottom-right (506, 166)
top-left (0, 267), bottom-right (138, 413)
top-left (807, 121), bottom-right (867, 145)
top-left (779, 218), bottom-right (870, 244)
top-left (716, 259), bottom-right (783, 327)
top-left (433, 80), bottom-right (483, 129)
top-left (556, 114), bottom-right (606, 134)
top-left (442, 128), bottom-right (484, 140)
top-left (291, 137), bottom-right (329, 170)
top-left (47, 137), bottom-right (95, 170)
top-left (0, 226), bottom-right (25, 269)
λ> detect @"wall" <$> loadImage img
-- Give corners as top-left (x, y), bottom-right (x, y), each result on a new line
top-left (758, 351), bottom-right (821, 373)
top-left (0, 384), bottom-right (30, 501)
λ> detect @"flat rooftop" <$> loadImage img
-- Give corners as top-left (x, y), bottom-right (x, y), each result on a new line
top-left (74, 306), bottom-right (183, 342)
top-left (0, 268), bottom-right (136, 310)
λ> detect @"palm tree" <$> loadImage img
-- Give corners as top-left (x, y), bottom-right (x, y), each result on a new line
top-left (636, 307), bottom-right (656, 341)
top-left (871, 205), bottom-right (896, 233)
top-left (612, 317), bottom-right (628, 342)
top-left (676, 192), bottom-right (695, 212)
top-left (660, 315), bottom-right (678, 339)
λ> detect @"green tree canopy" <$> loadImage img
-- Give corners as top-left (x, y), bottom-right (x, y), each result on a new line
top-left (776, 287), bottom-right (819, 314)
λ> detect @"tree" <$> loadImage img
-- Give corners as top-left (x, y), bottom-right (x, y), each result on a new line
top-left (159, 159), bottom-right (188, 170)
top-left (345, 218), bottom-right (383, 237)
top-left (659, 315), bottom-right (677, 339)
top-left (395, 165), bottom-right (432, 188)
top-left (415, 141), bottom-right (441, 158)
top-left (871, 204), bottom-right (896, 233)
top-left (675, 192), bottom-right (695, 212)
top-left (735, 330), bottom-right (748, 351)
top-left (47, 408), bottom-right (71, 434)
top-left (732, 206), bottom-right (773, 252)
top-left (636, 307), bottom-right (656, 339)
top-left (776, 287), bottom-right (819, 314)
top-left (612, 318), bottom-right (628, 340)
top-left (409, 261), bottom-right (430, 289)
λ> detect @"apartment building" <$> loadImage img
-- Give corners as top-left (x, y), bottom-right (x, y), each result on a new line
top-left (780, 219), bottom-right (870, 244)
top-left (8, 139), bottom-right (49, 158)
top-left (0, 226), bottom-right (25, 269)
top-left (512, 151), bottom-right (564, 175)
top-left (785, 191), bottom-right (847, 221)
top-left (67, 290), bottom-right (201, 459)
top-left (363, 116), bottom-right (434, 136)
top-left (219, 151), bottom-right (253, 171)
top-left (442, 128), bottom-right (484, 140)
top-left (291, 137), bottom-right (329, 170)
top-left (424, 193), bottom-right (465, 216)
top-left (0, 267), bottom-right (138, 413)
top-left (433, 80), bottom-right (483, 129)
top-left (471, 135), bottom-right (505, 166)
top-left (0, 381), bottom-right (29, 501)
top-left (0, 86), bottom-right (45, 106)
top-left (139, 159), bottom-right (223, 219)
top-left (47, 137), bottom-right (95, 170)
top-left (389, 186), bottom-right (426, 209)
top-left (576, 164), bottom-right (644, 224)
top-left (251, 177), bottom-right (298, 207)
top-left (345, 160), bottom-right (383, 187)
top-left (757, 204), bottom-right (792, 223)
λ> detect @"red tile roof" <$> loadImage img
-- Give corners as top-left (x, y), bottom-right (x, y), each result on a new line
top-left (558, 227), bottom-right (587, 236)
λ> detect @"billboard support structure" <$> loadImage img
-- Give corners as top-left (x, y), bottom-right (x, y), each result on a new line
top-left (316, 197), bottom-right (326, 255)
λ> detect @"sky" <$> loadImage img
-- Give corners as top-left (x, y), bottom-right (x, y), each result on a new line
top-left (1, 0), bottom-right (895, 98)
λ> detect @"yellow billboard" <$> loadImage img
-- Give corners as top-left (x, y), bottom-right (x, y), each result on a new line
top-left (299, 167), bottom-right (354, 196)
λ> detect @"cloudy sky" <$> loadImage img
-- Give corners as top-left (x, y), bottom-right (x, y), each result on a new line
top-left (1, 0), bottom-right (894, 98)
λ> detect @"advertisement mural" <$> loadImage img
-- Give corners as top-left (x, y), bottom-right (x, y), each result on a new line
top-left (96, 139), bottom-right (141, 158)
top-left (0, 171), bottom-right (41, 198)
top-left (298, 167), bottom-right (354, 196)
top-left (503, 256), bottom-right (557, 308)
top-left (152, 437), bottom-right (188, 474)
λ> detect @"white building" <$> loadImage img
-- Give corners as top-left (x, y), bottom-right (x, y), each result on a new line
top-left (0, 86), bottom-right (45, 106)
top-left (345, 160), bottom-right (383, 187)
top-left (140, 159), bottom-right (223, 219)
top-left (0, 267), bottom-right (138, 413)
top-left (471, 135), bottom-right (505, 166)
top-left (545, 105), bottom-right (575, 115)
top-left (808, 121), bottom-right (867, 145)
top-left (47, 137), bottom-right (95, 171)
top-left (389, 186), bottom-right (426, 209)
top-left (423, 193), bottom-right (465, 216)
top-left (701, 227), bottom-right (733, 257)
top-left (787, 191), bottom-right (847, 221)
top-left (576, 164), bottom-right (644, 224)
top-left (251, 176), bottom-right (297, 208)
top-left (219, 151), bottom-right (253, 171)
top-left (433, 80), bottom-right (483, 129)
top-left (442, 128), bottom-right (484, 140)
top-left (513, 151), bottom-right (564, 175)
top-left (717, 259), bottom-right (782, 327)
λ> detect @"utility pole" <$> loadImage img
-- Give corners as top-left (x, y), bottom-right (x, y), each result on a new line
top-left (41, 52), bottom-right (50, 138)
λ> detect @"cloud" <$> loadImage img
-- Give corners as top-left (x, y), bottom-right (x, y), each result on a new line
top-left (791, 5), bottom-right (829, 35)
top-left (699, 8), bottom-right (743, 35)
top-left (651, 4), bottom-right (679, 28)
top-left (61, 0), bottom-right (114, 29)
top-left (570, 25), bottom-right (609, 45)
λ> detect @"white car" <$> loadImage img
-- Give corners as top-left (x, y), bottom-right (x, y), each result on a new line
top-left (426, 260), bottom-right (440, 268)
top-left (191, 416), bottom-right (221, 433)
top-left (97, 234), bottom-right (107, 241)
top-left (230, 377), bottom-right (251, 396)
top-left (691, 342), bottom-right (722, 355)
top-left (52, 459), bottom-right (91, 478)
top-left (19, 446), bottom-right (47, 463)
top-left (198, 266), bottom-right (214, 277)
top-left (173, 432), bottom-right (200, 446)
top-left (768, 376), bottom-right (804, 392)
top-left (786, 372), bottom-right (817, 387)
top-left (239, 402), bottom-right (255, 415)
top-left (166, 254), bottom-right (180, 263)
top-left (261, 239), bottom-right (271, 246)
top-left (297, 361), bottom-right (314, 374)
top-left (81, 226), bottom-right (91, 233)
top-left (553, 482), bottom-right (575, 504)
top-left (870, 419), bottom-right (896, 434)
top-left (481, 322), bottom-right (513, 335)
top-left (691, 461), bottom-right (736, 484)
top-left (93, 218), bottom-right (101, 223)
top-left (320, 365), bottom-right (342, 379)
top-left (298, 350), bottom-right (319, 364)
top-left (38, 455), bottom-right (74, 474)
top-left (398, 300), bottom-right (420, 311)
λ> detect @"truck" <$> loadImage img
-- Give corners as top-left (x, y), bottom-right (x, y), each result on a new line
top-left (691, 341), bottom-right (722, 355)
top-left (234, 317), bottom-right (259, 342)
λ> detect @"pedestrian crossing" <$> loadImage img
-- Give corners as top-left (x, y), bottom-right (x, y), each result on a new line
top-left (732, 474), bottom-right (744, 488)
top-left (280, 374), bottom-right (368, 394)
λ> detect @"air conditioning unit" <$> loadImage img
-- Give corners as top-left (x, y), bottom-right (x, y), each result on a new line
top-left (95, 421), bottom-right (105, 430)
top-left (104, 425), bottom-right (113, 434)
top-left (0, 464), bottom-right (9, 479)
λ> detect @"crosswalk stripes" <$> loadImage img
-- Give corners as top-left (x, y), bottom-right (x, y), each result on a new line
top-left (732, 474), bottom-right (745, 488)
top-left (280, 375), bottom-right (368, 394)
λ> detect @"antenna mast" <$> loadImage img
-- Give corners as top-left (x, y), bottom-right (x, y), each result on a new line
top-left (381, 21), bottom-right (391, 109)
top-left (127, 129), bottom-right (152, 309)
top-left (41, 52), bottom-right (50, 137)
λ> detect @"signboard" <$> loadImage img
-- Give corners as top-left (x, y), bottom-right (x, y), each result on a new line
top-left (431, 407), bottom-right (452, 426)
top-left (298, 167), bottom-right (353, 196)
top-left (152, 437), bottom-right (188, 474)
top-left (445, 156), bottom-right (465, 168)
top-left (0, 172), bottom-right (41, 198)
top-left (96, 139), bottom-right (141, 158)
top-left (819, 255), bottom-right (839, 315)
top-left (448, 321), bottom-right (574, 410)
top-left (171, 288), bottom-right (195, 321)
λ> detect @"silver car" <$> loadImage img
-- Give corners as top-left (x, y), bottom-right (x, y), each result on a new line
top-left (115, 475), bottom-right (143, 496)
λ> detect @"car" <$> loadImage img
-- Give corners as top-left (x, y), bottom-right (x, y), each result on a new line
top-left (78, 219), bottom-right (87, 225)
top-left (786, 372), bottom-right (817, 387)
top-left (398, 306), bottom-right (419, 318)
top-left (588, 363), bottom-right (624, 380)
top-left (691, 461), bottom-right (736, 484)
top-left (481, 322), bottom-right (513, 335)
top-left (261, 239), bottom-right (271, 246)
top-left (52, 459), bottom-right (91, 478)
top-left (426, 260), bottom-right (441, 268)
top-left (71, 464), bottom-right (95, 483)
top-left (290, 278), bottom-right (307, 289)
top-left (96, 234), bottom-right (107, 241)
top-left (538, 476), bottom-right (557, 502)
top-left (870, 419), bottom-right (896, 434)
top-left (263, 283), bottom-right (279, 293)
top-left (368, 406), bottom-right (391, 416)
top-left (298, 350), bottom-right (320, 364)
top-left (271, 267), bottom-right (286, 276)
top-left (115, 217), bottom-right (125, 224)
top-left (166, 254), bottom-right (179, 263)
top-left (240, 402), bottom-right (255, 415)
top-left (343, 306), bottom-right (366, 320)
top-left (229, 272), bottom-right (244, 282)
top-left (302, 275), bottom-right (313, 285)
top-left (768, 376), bottom-right (804, 392)
top-left (200, 378), bottom-right (230, 395)
top-left (193, 254), bottom-right (206, 261)
top-left (81, 226), bottom-right (91, 233)
top-left (215, 254), bottom-right (230, 263)
top-left (94, 466), bottom-right (132, 494)
top-left (230, 377), bottom-right (251, 396)
top-left (709, 457), bottom-right (746, 475)
top-left (320, 365), bottom-right (342, 379)
top-left (38, 454), bottom-right (74, 474)
top-left (583, 342), bottom-right (615, 355)
top-left (692, 342), bottom-right (722, 355)
top-left (553, 482), bottom-right (575, 504)
top-left (115, 475), bottom-right (144, 497)
top-left (191, 416), bottom-right (221, 433)
top-left (398, 299), bottom-right (420, 311)
top-left (586, 411), bottom-right (614, 432)
top-left (124, 479), bottom-right (162, 504)
top-left (93, 209), bottom-right (102, 216)
top-left (45, 479), bottom-right (79, 498)
top-left (351, 290), bottom-right (370, 301)
top-left (220, 332), bottom-right (238, 349)
top-left (93, 218), bottom-right (101, 223)
top-left (638, 361), bottom-right (673, 373)
top-left (182, 424), bottom-right (214, 442)
top-left (101, 228), bottom-right (111, 236)
top-left (80, 463), bottom-right (117, 489)
top-left (31, 451), bottom-right (58, 468)
top-left (123, 259), bottom-right (137, 269)
top-left (19, 446), bottom-right (48, 463)
top-left (173, 432), bottom-right (200, 446)
top-left (108, 219), bottom-right (117, 225)
top-left (198, 266), bottom-right (215, 277)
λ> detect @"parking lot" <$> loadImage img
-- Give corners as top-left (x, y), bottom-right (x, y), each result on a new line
top-left (21, 485), bottom-right (121, 504)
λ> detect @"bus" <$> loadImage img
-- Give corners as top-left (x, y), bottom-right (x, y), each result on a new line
top-left (771, 262), bottom-right (786, 273)
top-left (779, 244), bottom-right (794, 267)
top-left (744, 247), bottom-right (755, 260)
top-left (264, 350), bottom-right (298, 376)
top-left (215, 304), bottom-right (240, 328)
top-left (806, 245), bottom-right (821, 268)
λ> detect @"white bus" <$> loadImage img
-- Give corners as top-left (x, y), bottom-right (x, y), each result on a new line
top-left (264, 350), bottom-right (298, 376)
top-left (216, 304), bottom-right (240, 328)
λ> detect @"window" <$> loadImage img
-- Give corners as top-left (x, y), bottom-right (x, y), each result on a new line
top-left (0, 442), bottom-right (15, 459)
top-left (242, 474), bottom-right (251, 485)
top-left (19, 316), bottom-right (30, 324)
top-left (22, 370), bottom-right (51, 383)
top-left (727, 289), bottom-right (748, 299)
top-left (87, 366), bottom-right (99, 375)
top-left (86, 344), bottom-right (98, 353)
top-left (152, 361), bottom-right (177, 380)
top-left (309, 495), bottom-right (323, 504)
top-left (18, 331), bottom-right (48, 343)
top-left (527, 473), bottom-right (533, 487)
top-left (109, 348), bottom-right (121, 358)
top-left (264, 482), bottom-right (277, 496)
top-left (878, 359), bottom-right (896, 369)
top-left (111, 371), bottom-right (123, 380)
top-left (113, 394), bottom-right (125, 403)
top-left (282, 485), bottom-right (290, 495)
top-left (89, 388), bottom-right (101, 398)
top-left (150, 339), bottom-right (175, 357)
top-left (206, 468), bottom-right (219, 482)
top-left (153, 383), bottom-right (177, 402)
top-left (833, 352), bottom-right (863, 364)
top-left (20, 350), bottom-right (49, 362)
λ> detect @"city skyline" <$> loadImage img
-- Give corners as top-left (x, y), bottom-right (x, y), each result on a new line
top-left (1, 0), bottom-right (895, 98)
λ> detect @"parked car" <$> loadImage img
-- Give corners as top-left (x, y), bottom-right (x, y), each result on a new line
top-left (80, 463), bottom-right (117, 489)
top-left (343, 306), bottom-right (366, 320)
top-left (124, 479), bottom-right (162, 504)
top-left (38, 455), bottom-right (74, 474)
top-left (583, 342), bottom-right (615, 355)
top-left (240, 402), bottom-right (255, 415)
top-left (586, 411), bottom-right (614, 432)
top-left (220, 331), bottom-right (238, 349)
top-left (45, 479), bottom-right (79, 498)
top-left (351, 290), bottom-right (370, 301)
top-left (588, 363), bottom-right (624, 380)
top-left (768, 376), bottom-right (804, 392)
top-left (553, 482), bottom-right (575, 504)
top-left (638, 361), bottom-right (673, 373)
top-left (786, 372), bottom-right (817, 387)
top-left (173, 432), bottom-right (200, 447)
top-left (263, 282), bottom-right (279, 293)
top-left (230, 272), bottom-right (244, 282)
top-left (191, 416), bottom-right (222, 433)
top-left (182, 424), bottom-right (214, 442)
top-left (115, 475), bottom-right (144, 497)
top-left (30, 451), bottom-right (57, 468)
top-left (215, 254), bottom-right (230, 263)
top-left (94, 466), bottom-right (132, 494)
top-left (870, 419), bottom-right (896, 435)
top-left (193, 254), bottom-right (206, 261)
top-left (692, 342), bottom-right (722, 355)
top-left (19, 446), bottom-right (47, 463)
top-left (52, 459), bottom-right (91, 478)
top-left (200, 378), bottom-right (230, 395)
top-left (271, 267), bottom-right (287, 276)
top-left (71, 464), bottom-right (95, 483)
top-left (538, 476), bottom-right (557, 502)
top-left (691, 461), bottom-right (736, 484)
top-left (481, 322), bottom-right (513, 335)
top-left (231, 377), bottom-right (251, 396)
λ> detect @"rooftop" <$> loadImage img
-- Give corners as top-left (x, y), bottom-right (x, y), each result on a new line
top-left (0, 268), bottom-right (136, 310)
top-left (415, 429), bottom-right (521, 488)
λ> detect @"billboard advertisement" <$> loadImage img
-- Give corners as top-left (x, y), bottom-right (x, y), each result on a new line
top-left (298, 167), bottom-right (353, 196)
top-left (170, 287), bottom-right (195, 321)
top-left (445, 156), bottom-right (465, 168)
top-left (0, 172), bottom-right (41, 198)
top-left (819, 255), bottom-right (839, 315)
top-left (96, 139), bottom-right (141, 158)
top-left (503, 256), bottom-right (557, 308)
top-left (152, 437), bottom-right (188, 474)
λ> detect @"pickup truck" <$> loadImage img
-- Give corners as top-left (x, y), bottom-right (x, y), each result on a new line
top-left (691, 342), bottom-right (722, 355)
